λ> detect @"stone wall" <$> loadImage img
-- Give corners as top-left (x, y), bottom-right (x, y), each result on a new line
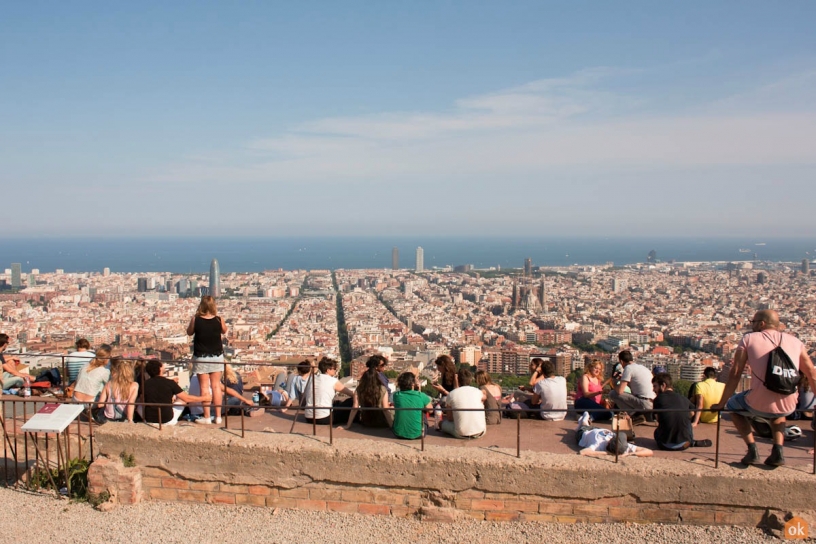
top-left (89, 424), bottom-right (816, 526)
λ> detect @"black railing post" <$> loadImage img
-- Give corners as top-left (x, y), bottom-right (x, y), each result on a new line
top-left (715, 410), bottom-right (721, 469)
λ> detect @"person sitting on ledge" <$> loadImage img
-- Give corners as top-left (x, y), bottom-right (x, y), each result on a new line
top-left (652, 373), bottom-right (712, 450)
top-left (475, 370), bottom-right (502, 425)
top-left (345, 358), bottom-right (393, 429)
top-left (530, 359), bottom-right (568, 421)
top-left (302, 357), bottom-right (357, 426)
top-left (609, 350), bottom-right (655, 425)
top-left (574, 359), bottom-right (612, 422)
top-left (690, 366), bottom-right (725, 427)
top-left (223, 364), bottom-right (267, 415)
top-left (439, 367), bottom-right (487, 439)
top-left (575, 411), bottom-right (653, 458)
top-left (96, 357), bottom-right (139, 423)
top-left (391, 371), bottom-right (432, 440)
top-left (142, 360), bottom-right (211, 426)
top-left (287, 360), bottom-right (313, 407)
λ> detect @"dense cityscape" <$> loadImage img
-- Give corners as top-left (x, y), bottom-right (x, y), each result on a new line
top-left (2, 250), bottom-right (813, 388)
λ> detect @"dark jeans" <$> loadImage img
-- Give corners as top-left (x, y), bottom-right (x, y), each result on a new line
top-left (575, 397), bottom-right (612, 421)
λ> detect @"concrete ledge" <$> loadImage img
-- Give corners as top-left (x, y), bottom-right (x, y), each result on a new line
top-left (92, 424), bottom-right (816, 525)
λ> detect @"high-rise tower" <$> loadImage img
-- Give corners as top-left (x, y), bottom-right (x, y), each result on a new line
top-left (803, 259), bottom-right (810, 275)
top-left (416, 247), bottom-right (424, 272)
top-left (524, 257), bottom-right (532, 277)
top-left (209, 258), bottom-right (221, 297)
top-left (392, 247), bottom-right (399, 270)
top-left (10, 263), bottom-right (21, 289)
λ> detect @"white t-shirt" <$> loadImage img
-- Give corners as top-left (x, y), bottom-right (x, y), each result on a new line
top-left (579, 428), bottom-right (637, 455)
top-left (534, 376), bottom-right (568, 421)
top-left (447, 386), bottom-right (486, 437)
top-left (304, 373), bottom-right (338, 419)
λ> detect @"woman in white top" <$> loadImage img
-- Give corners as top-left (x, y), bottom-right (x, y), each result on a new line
top-left (73, 345), bottom-right (112, 403)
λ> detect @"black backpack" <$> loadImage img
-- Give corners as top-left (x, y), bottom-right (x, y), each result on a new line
top-left (753, 332), bottom-right (800, 395)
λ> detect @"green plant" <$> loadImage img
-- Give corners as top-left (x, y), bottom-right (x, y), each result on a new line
top-left (29, 457), bottom-right (90, 500)
top-left (119, 451), bottom-right (136, 468)
top-left (88, 490), bottom-right (110, 507)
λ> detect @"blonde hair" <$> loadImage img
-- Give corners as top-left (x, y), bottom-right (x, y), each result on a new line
top-left (196, 296), bottom-right (217, 317)
top-left (475, 370), bottom-right (494, 387)
top-left (223, 364), bottom-right (237, 385)
top-left (88, 345), bottom-right (112, 371)
top-left (584, 359), bottom-right (603, 373)
top-left (108, 357), bottom-right (135, 400)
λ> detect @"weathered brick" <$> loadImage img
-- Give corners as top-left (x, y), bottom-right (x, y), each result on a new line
top-left (279, 488), bottom-right (310, 499)
top-left (714, 510), bottom-right (764, 526)
top-left (141, 467), bottom-right (168, 478)
top-left (390, 505), bottom-right (419, 518)
top-left (679, 510), bottom-right (717, 525)
top-left (149, 488), bottom-right (178, 501)
top-left (162, 478), bottom-right (189, 490)
top-left (594, 497), bottom-right (629, 507)
top-left (310, 488), bottom-right (343, 501)
top-left (296, 499), bottom-right (327, 511)
top-left (267, 497), bottom-right (297, 509)
top-left (573, 505), bottom-right (609, 517)
top-left (208, 493), bottom-right (236, 505)
top-left (471, 499), bottom-right (504, 510)
top-left (236, 494), bottom-right (267, 507)
top-left (486, 512), bottom-right (520, 522)
top-left (454, 499), bottom-right (472, 510)
top-left (555, 516), bottom-right (579, 524)
top-left (371, 491), bottom-right (402, 505)
top-left (248, 485), bottom-right (271, 496)
top-left (219, 483), bottom-right (249, 494)
top-left (420, 507), bottom-right (458, 523)
top-left (341, 489), bottom-right (374, 503)
top-left (463, 511), bottom-right (486, 521)
top-left (141, 477), bottom-right (162, 489)
top-left (504, 500), bottom-right (539, 513)
top-left (177, 490), bottom-right (207, 502)
top-left (327, 501), bottom-right (359, 514)
top-left (608, 506), bottom-right (642, 521)
top-left (483, 492), bottom-right (516, 500)
top-left (189, 481), bottom-right (219, 492)
top-left (404, 495), bottom-right (422, 507)
top-left (641, 508), bottom-right (680, 523)
top-left (358, 503), bottom-right (390, 516)
top-left (539, 502), bottom-right (574, 515)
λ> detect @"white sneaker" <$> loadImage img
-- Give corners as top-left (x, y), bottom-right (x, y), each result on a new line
top-left (578, 411), bottom-right (591, 428)
top-left (195, 418), bottom-right (212, 425)
top-left (214, 417), bottom-right (222, 424)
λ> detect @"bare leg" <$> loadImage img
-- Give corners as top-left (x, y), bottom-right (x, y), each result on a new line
top-left (730, 413), bottom-right (755, 445)
top-left (210, 371), bottom-right (223, 420)
top-left (770, 416), bottom-right (786, 446)
top-left (199, 374), bottom-right (212, 420)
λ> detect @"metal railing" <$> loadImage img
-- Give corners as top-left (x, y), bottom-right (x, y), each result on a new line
top-left (2, 353), bottom-right (816, 492)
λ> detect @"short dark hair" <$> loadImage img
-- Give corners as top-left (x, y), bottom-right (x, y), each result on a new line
top-left (318, 357), bottom-right (337, 374)
top-left (75, 338), bottom-right (91, 350)
top-left (540, 360), bottom-right (556, 377)
top-left (457, 367), bottom-right (473, 387)
top-left (618, 350), bottom-right (633, 363)
top-left (145, 360), bottom-right (162, 378)
top-left (0, 333), bottom-right (8, 346)
top-left (397, 371), bottom-right (417, 391)
top-left (297, 360), bottom-right (311, 375)
top-left (652, 372), bottom-right (673, 389)
top-left (704, 367), bottom-right (718, 379)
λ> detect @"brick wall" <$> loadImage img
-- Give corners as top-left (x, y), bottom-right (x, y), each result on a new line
top-left (130, 464), bottom-right (770, 526)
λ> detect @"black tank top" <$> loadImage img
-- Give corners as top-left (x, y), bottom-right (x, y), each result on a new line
top-left (193, 316), bottom-right (223, 357)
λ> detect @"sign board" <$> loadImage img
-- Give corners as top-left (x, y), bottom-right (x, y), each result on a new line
top-left (21, 403), bottom-right (86, 433)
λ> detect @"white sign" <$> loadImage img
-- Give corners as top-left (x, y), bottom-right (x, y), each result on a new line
top-left (21, 403), bottom-right (86, 433)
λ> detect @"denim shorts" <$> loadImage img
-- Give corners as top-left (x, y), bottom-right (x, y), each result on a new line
top-left (725, 390), bottom-right (788, 419)
top-left (192, 354), bottom-right (225, 375)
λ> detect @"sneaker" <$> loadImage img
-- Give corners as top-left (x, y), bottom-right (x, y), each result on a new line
top-left (214, 417), bottom-right (222, 425)
top-left (764, 446), bottom-right (785, 467)
top-left (577, 411), bottom-right (591, 428)
top-left (692, 439), bottom-right (713, 448)
top-left (631, 414), bottom-right (647, 426)
top-left (195, 418), bottom-right (212, 425)
top-left (741, 445), bottom-right (760, 465)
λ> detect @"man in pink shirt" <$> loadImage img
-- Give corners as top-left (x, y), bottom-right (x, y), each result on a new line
top-left (715, 310), bottom-right (816, 467)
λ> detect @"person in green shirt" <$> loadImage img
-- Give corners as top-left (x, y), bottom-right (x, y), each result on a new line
top-left (392, 371), bottom-right (432, 440)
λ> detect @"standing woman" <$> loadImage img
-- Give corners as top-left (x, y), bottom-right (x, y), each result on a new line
top-left (187, 296), bottom-right (228, 424)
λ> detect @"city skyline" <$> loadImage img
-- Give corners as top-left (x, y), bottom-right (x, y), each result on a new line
top-left (1, 3), bottom-right (815, 237)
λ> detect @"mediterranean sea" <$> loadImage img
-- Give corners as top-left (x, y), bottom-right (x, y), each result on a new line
top-left (1, 237), bottom-right (815, 274)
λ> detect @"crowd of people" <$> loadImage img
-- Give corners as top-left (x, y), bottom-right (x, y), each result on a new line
top-left (1, 301), bottom-right (814, 465)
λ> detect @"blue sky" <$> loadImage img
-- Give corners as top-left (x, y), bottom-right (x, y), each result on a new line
top-left (2, 2), bottom-right (815, 237)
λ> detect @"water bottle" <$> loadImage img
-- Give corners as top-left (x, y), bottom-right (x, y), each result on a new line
top-left (252, 392), bottom-right (259, 405)
top-left (22, 378), bottom-right (31, 398)
top-left (434, 403), bottom-right (442, 421)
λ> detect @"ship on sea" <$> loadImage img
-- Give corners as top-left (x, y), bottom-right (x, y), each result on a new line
top-left (738, 249), bottom-right (751, 253)
top-left (755, 242), bottom-right (766, 246)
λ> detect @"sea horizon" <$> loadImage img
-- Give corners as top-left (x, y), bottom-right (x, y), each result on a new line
top-left (2, 236), bottom-right (815, 274)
